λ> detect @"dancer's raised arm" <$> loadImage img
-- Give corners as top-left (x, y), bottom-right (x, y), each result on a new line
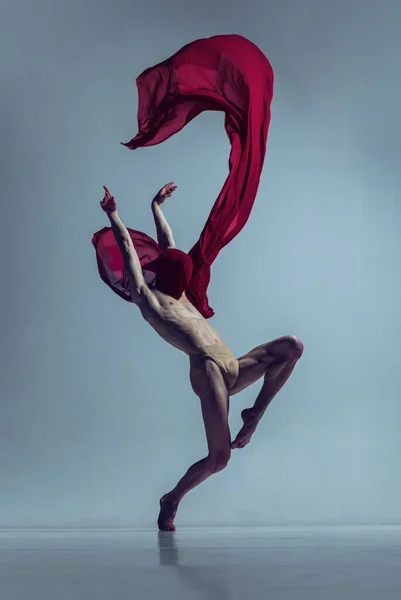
top-left (151, 182), bottom-right (177, 251)
top-left (100, 186), bottom-right (148, 304)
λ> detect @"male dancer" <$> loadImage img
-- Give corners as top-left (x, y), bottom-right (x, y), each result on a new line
top-left (99, 182), bottom-right (303, 531)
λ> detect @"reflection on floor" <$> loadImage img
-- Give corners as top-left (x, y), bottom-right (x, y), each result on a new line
top-left (0, 526), bottom-right (400, 599)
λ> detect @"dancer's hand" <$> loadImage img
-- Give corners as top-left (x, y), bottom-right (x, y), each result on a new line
top-left (100, 186), bottom-right (117, 214)
top-left (152, 182), bottom-right (177, 206)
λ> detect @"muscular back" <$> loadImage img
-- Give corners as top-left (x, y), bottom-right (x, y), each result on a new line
top-left (138, 287), bottom-right (225, 354)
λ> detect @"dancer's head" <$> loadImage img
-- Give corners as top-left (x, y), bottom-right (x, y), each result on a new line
top-left (153, 248), bottom-right (193, 299)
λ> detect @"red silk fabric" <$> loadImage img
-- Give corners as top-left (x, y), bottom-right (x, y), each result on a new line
top-left (93, 34), bottom-right (274, 317)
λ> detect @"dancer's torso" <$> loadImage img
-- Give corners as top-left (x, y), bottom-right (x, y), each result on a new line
top-left (138, 288), bottom-right (225, 354)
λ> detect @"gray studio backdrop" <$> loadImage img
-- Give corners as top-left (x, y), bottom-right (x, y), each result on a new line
top-left (1, 0), bottom-right (401, 528)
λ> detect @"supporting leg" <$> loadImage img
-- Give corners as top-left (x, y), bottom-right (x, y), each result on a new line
top-left (157, 357), bottom-right (231, 531)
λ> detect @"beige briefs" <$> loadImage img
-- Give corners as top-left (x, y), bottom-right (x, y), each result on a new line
top-left (191, 343), bottom-right (239, 389)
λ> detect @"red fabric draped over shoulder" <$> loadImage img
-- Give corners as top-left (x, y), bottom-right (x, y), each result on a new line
top-left (92, 228), bottom-right (193, 301)
top-left (92, 227), bottom-right (160, 301)
top-left (93, 34), bottom-right (274, 317)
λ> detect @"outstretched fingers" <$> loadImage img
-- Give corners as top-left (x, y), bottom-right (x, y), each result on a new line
top-left (100, 186), bottom-right (117, 213)
top-left (163, 182), bottom-right (177, 196)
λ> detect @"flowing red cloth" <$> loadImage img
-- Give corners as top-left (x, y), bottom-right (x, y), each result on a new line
top-left (92, 34), bottom-right (274, 317)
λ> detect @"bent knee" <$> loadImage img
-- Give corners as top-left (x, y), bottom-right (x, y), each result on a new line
top-left (286, 335), bottom-right (304, 360)
top-left (207, 450), bottom-right (231, 473)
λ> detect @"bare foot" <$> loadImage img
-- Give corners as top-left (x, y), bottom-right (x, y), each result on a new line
top-left (157, 495), bottom-right (179, 531)
top-left (231, 408), bottom-right (260, 449)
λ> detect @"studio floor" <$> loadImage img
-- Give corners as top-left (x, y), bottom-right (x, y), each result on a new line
top-left (0, 526), bottom-right (400, 599)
